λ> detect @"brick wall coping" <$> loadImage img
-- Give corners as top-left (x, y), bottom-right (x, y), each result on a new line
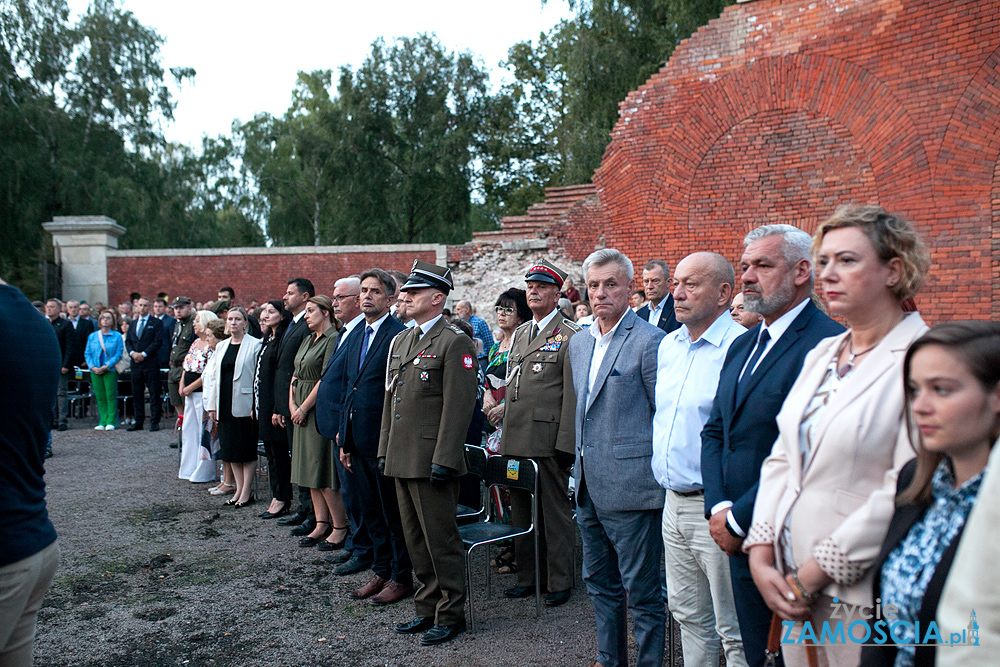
top-left (108, 243), bottom-right (448, 264)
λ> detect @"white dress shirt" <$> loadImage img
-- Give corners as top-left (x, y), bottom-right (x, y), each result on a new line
top-left (652, 310), bottom-right (742, 492)
top-left (738, 297), bottom-right (809, 379)
top-left (586, 308), bottom-right (630, 408)
top-left (338, 313), bottom-right (365, 349)
top-left (646, 299), bottom-right (664, 326)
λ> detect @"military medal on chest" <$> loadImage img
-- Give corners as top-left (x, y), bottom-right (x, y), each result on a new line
top-left (532, 362), bottom-right (543, 374)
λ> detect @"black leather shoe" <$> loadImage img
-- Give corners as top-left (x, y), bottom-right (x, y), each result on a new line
top-left (332, 556), bottom-right (372, 576)
top-left (544, 589), bottom-right (571, 607)
top-left (277, 510), bottom-right (310, 526)
top-left (504, 585), bottom-right (536, 599)
top-left (168, 441), bottom-right (178, 448)
top-left (324, 551), bottom-right (353, 565)
top-left (56, 424), bottom-right (69, 432)
top-left (126, 423), bottom-right (143, 432)
top-left (290, 520), bottom-right (316, 536)
top-left (395, 617), bottom-right (434, 634)
top-left (420, 620), bottom-right (466, 646)
top-left (150, 423), bottom-right (160, 432)
top-left (259, 504), bottom-right (290, 520)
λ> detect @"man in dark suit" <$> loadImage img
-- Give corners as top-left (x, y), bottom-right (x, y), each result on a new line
top-left (635, 259), bottom-right (679, 334)
top-left (380, 261), bottom-right (478, 646)
top-left (63, 300), bottom-right (95, 427)
top-left (45, 299), bottom-right (72, 432)
top-left (125, 296), bottom-right (165, 432)
top-left (274, 278), bottom-right (316, 531)
top-left (568, 249), bottom-right (667, 667)
top-left (701, 225), bottom-right (844, 667)
top-left (338, 268), bottom-right (412, 605)
top-left (151, 298), bottom-right (175, 370)
top-left (314, 276), bottom-right (371, 571)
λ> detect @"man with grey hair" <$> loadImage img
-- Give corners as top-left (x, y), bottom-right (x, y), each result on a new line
top-left (701, 225), bottom-right (843, 666)
top-left (568, 248), bottom-right (667, 667)
top-left (454, 299), bottom-right (494, 371)
top-left (654, 251), bottom-right (747, 667)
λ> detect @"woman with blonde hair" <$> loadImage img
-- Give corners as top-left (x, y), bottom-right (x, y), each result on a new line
top-left (204, 307), bottom-right (262, 507)
top-left (177, 310), bottom-right (220, 483)
top-left (290, 295), bottom-right (349, 550)
top-left (84, 310), bottom-right (125, 430)
top-left (745, 204), bottom-right (931, 667)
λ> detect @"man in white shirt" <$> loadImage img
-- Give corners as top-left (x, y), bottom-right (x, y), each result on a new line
top-left (653, 252), bottom-right (747, 667)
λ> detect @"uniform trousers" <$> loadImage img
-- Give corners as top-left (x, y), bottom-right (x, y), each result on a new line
top-left (662, 490), bottom-right (747, 667)
top-left (0, 541), bottom-right (59, 667)
top-left (509, 456), bottom-right (574, 591)
top-left (395, 477), bottom-right (465, 625)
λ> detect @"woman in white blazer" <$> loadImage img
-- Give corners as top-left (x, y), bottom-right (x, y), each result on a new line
top-left (744, 205), bottom-right (930, 667)
top-left (205, 307), bottom-right (262, 507)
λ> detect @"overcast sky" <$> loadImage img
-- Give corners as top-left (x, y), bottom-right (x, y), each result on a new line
top-left (68, 0), bottom-right (572, 147)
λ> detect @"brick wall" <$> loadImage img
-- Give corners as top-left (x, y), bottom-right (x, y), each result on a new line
top-left (106, 246), bottom-right (442, 307)
top-left (591, 0), bottom-right (1000, 323)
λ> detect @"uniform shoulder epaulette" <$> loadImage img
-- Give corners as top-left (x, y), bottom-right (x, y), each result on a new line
top-left (562, 319), bottom-right (582, 332)
top-left (447, 323), bottom-right (464, 335)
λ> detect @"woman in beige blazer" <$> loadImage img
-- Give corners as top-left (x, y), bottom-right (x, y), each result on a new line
top-left (744, 205), bottom-right (930, 667)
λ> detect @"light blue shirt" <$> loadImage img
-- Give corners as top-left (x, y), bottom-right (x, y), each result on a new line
top-left (652, 310), bottom-right (742, 492)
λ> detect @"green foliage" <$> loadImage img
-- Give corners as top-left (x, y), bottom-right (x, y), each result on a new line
top-left (481, 0), bottom-right (734, 220)
top-left (239, 35), bottom-right (490, 246)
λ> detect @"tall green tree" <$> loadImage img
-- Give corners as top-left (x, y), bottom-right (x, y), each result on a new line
top-left (480, 0), bottom-right (734, 223)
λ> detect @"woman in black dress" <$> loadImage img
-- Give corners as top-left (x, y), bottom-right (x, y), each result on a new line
top-left (205, 307), bottom-right (262, 507)
top-left (254, 300), bottom-right (293, 518)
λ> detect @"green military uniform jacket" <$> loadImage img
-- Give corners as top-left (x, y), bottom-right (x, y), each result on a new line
top-left (378, 316), bottom-right (478, 478)
top-left (168, 316), bottom-right (195, 379)
top-left (499, 313), bottom-right (580, 458)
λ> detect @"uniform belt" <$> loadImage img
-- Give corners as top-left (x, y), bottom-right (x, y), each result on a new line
top-left (670, 488), bottom-right (704, 498)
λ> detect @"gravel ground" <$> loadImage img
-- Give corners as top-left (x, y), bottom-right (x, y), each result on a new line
top-left (33, 420), bottom-right (631, 667)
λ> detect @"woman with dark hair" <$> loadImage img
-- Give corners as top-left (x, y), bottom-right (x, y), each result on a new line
top-left (254, 300), bottom-right (293, 519)
top-left (204, 306), bottom-right (262, 507)
top-left (289, 296), bottom-right (349, 549)
top-left (861, 321), bottom-right (1000, 667)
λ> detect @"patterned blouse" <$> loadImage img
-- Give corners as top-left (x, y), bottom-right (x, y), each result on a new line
top-left (880, 460), bottom-right (984, 667)
top-left (183, 344), bottom-right (213, 374)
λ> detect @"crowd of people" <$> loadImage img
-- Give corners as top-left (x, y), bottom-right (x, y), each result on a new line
top-left (7, 203), bottom-right (998, 666)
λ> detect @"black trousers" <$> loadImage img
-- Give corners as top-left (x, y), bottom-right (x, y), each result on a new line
top-left (335, 447), bottom-right (372, 562)
top-left (130, 363), bottom-right (162, 426)
top-left (285, 424), bottom-right (312, 513)
top-left (352, 453), bottom-right (410, 581)
top-left (262, 436), bottom-right (292, 503)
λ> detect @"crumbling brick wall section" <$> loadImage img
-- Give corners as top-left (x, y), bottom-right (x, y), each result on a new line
top-left (593, 0), bottom-right (1000, 322)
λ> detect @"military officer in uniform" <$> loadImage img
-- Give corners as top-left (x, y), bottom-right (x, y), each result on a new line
top-left (379, 260), bottom-right (478, 646)
top-left (167, 296), bottom-right (196, 420)
top-left (497, 260), bottom-right (580, 607)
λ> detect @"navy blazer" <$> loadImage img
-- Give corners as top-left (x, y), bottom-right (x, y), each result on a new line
top-left (155, 314), bottom-right (176, 366)
top-left (635, 294), bottom-right (680, 334)
top-left (125, 315), bottom-right (165, 369)
top-left (338, 316), bottom-right (407, 458)
top-left (314, 324), bottom-right (362, 441)
top-left (701, 300), bottom-right (843, 537)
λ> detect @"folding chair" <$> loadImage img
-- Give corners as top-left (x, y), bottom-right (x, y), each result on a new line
top-left (458, 455), bottom-right (540, 632)
top-left (456, 444), bottom-right (488, 525)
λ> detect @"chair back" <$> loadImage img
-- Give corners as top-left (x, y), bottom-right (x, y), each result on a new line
top-left (465, 444), bottom-right (488, 479)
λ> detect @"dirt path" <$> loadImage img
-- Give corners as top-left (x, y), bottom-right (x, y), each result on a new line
top-left (35, 425), bottom-right (610, 667)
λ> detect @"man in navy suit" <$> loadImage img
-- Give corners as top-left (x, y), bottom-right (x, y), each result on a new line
top-left (125, 296), bottom-right (165, 432)
top-left (634, 259), bottom-right (679, 334)
top-left (701, 225), bottom-right (844, 667)
top-left (151, 298), bottom-right (176, 370)
top-left (315, 276), bottom-right (371, 573)
top-left (338, 268), bottom-right (413, 605)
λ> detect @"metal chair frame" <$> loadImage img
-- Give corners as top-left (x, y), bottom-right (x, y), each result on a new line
top-left (458, 455), bottom-right (540, 632)
top-left (456, 444), bottom-right (489, 525)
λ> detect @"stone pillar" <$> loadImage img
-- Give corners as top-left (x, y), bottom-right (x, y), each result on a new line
top-left (42, 216), bottom-right (126, 306)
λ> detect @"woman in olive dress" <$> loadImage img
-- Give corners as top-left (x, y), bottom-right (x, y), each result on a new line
top-left (289, 295), bottom-right (349, 549)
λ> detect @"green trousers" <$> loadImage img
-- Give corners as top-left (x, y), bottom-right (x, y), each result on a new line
top-left (91, 371), bottom-right (118, 427)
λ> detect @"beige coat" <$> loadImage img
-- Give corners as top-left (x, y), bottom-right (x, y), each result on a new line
top-left (745, 312), bottom-right (927, 605)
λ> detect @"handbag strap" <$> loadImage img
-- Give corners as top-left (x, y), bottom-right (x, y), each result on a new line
top-left (766, 613), bottom-right (819, 667)
top-left (97, 330), bottom-right (108, 361)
